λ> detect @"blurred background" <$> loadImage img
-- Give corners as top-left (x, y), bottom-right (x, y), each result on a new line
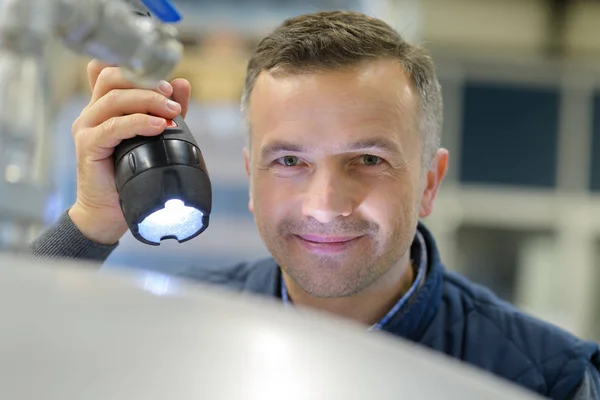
top-left (2, 0), bottom-right (600, 342)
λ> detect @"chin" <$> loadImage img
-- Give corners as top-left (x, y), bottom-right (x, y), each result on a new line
top-left (295, 278), bottom-right (359, 298)
top-left (264, 234), bottom-right (383, 297)
top-left (284, 257), bottom-right (372, 298)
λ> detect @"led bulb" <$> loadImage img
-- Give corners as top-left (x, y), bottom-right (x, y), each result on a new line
top-left (137, 199), bottom-right (204, 244)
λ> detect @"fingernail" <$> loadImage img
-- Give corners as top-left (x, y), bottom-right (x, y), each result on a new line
top-left (149, 116), bottom-right (165, 126)
top-left (158, 80), bottom-right (172, 94)
top-left (166, 99), bottom-right (181, 112)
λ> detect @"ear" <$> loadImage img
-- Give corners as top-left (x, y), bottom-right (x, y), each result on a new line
top-left (243, 147), bottom-right (254, 214)
top-left (419, 148), bottom-right (449, 218)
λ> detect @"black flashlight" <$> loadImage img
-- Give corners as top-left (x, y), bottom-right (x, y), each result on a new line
top-left (113, 116), bottom-right (212, 245)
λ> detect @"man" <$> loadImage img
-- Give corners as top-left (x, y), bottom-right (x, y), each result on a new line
top-left (30, 11), bottom-right (599, 399)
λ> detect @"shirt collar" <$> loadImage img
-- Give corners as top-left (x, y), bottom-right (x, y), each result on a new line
top-left (280, 230), bottom-right (428, 331)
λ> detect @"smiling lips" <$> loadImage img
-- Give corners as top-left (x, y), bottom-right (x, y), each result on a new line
top-left (294, 234), bottom-right (363, 254)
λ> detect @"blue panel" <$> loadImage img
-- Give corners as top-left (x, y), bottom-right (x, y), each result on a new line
top-left (589, 93), bottom-right (600, 191)
top-left (459, 82), bottom-right (560, 188)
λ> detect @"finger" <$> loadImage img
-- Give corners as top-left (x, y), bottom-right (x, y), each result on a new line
top-left (90, 66), bottom-right (174, 105)
top-left (170, 78), bottom-right (191, 118)
top-left (83, 114), bottom-right (167, 161)
top-left (87, 59), bottom-right (114, 92)
top-left (80, 89), bottom-right (182, 128)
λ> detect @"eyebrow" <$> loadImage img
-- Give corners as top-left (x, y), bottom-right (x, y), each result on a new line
top-left (260, 138), bottom-right (403, 159)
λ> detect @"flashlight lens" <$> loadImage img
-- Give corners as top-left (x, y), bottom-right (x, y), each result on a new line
top-left (137, 199), bottom-right (204, 243)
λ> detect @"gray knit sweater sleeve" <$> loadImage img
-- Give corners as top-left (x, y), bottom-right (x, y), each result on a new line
top-left (28, 210), bottom-right (118, 262)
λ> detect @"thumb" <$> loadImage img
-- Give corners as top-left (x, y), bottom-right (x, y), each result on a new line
top-left (170, 78), bottom-right (192, 118)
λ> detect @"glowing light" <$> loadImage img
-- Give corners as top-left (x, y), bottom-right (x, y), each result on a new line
top-left (138, 199), bottom-right (204, 243)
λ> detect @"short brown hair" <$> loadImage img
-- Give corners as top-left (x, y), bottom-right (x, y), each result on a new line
top-left (241, 11), bottom-right (443, 165)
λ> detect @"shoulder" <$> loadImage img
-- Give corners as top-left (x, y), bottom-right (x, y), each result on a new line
top-left (426, 269), bottom-right (600, 398)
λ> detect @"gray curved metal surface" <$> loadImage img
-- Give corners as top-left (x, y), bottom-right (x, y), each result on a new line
top-left (0, 254), bottom-right (542, 400)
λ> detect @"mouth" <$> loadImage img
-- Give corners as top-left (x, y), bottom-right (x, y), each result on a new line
top-left (293, 234), bottom-right (364, 254)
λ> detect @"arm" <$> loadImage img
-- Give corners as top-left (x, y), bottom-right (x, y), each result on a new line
top-left (28, 210), bottom-right (118, 263)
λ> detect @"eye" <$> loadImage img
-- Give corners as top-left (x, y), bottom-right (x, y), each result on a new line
top-left (359, 154), bottom-right (382, 166)
top-left (277, 155), bottom-right (299, 167)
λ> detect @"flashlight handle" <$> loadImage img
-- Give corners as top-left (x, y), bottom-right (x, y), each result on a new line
top-left (113, 115), bottom-right (208, 189)
top-left (113, 115), bottom-right (202, 167)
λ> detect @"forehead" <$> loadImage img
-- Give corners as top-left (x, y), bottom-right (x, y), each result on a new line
top-left (247, 59), bottom-right (418, 152)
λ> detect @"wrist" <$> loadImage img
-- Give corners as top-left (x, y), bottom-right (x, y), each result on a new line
top-left (68, 203), bottom-right (127, 246)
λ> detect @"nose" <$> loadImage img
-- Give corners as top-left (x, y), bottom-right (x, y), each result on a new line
top-left (302, 168), bottom-right (355, 224)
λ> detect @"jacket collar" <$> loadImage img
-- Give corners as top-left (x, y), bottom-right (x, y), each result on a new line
top-left (381, 222), bottom-right (444, 341)
top-left (241, 221), bottom-right (444, 341)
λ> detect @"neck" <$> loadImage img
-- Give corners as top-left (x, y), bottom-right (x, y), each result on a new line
top-left (282, 252), bottom-right (414, 327)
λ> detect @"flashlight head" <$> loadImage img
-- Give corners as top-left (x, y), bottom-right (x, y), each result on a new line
top-left (114, 117), bottom-right (211, 245)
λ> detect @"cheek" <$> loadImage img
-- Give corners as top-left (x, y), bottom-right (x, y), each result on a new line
top-left (360, 175), bottom-right (419, 228)
top-left (251, 173), bottom-right (296, 221)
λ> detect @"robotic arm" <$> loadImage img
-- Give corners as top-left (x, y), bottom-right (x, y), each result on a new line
top-left (0, 0), bottom-right (183, 88)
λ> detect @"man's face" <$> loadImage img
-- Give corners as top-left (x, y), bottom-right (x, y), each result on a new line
top-left (244, 59), bottom-right (447, 298)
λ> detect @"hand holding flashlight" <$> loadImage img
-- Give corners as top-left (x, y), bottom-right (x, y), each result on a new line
top-left (68, 61), bottom-right (191, 245)
top-left (113, 112), bottom-right (212, 245)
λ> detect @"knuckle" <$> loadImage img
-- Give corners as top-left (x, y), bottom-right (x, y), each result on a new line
top-left (73, 127), bottom-right (90, 151)
top-left (130, 114), bottom-right (150, 130)
top-left (86, 60), bottom-right (99, 77)
top-left (151, 90), bottom-right (167, 101)
top-left (139, 90), bottom-right (165, 106)
top-left (152, 92), bottom-right (169, 107)
top-left (72, 108), bottom-right (92, 136)
top-left (72, 116), bottom-right (83, 136)
top-left (102, 117), bottom-right (120, 135)
top-left (96, 66), bottom-right (118, 85)
top-left (129, 113), bottom-right (143, 124)
top-left (104, 88), bottom-right (120, 103)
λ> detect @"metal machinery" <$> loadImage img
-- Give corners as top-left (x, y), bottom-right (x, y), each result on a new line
top-left (0, 0), bottom-right (183, 252)
top-left (0, 253), bottom-right (544, 399)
